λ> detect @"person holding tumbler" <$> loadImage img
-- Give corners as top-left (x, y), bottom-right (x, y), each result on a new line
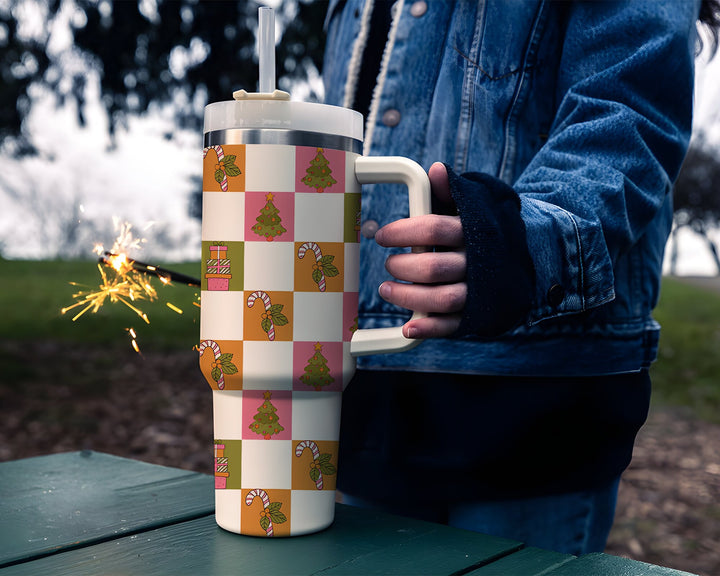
top-left (322, 0), bottom-right (720, 554)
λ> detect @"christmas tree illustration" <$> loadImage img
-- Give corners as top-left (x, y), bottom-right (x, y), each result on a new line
top-left (251, 193), bottom-right (286, 241)
top-left (249, 391), bottom-right (285, 439)
top-left (302, 148), bottom-right (337, 193)
top-left (299, 343), bottom-right (335, 391)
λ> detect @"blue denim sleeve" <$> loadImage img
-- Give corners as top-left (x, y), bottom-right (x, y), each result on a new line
top-left (513, 0), bottom-right (697, 324)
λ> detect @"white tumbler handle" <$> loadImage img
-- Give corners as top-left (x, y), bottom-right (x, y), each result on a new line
top-left (350, 156), bottom-right (432, 356)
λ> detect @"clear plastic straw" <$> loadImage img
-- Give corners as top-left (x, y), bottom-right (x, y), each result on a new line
top-left (258, 6), bottom-right (275, 93)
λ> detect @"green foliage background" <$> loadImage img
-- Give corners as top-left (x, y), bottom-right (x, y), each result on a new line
top-left (0, 259), bottom-right (200, 351)
top-left (650, 276), bottom-right (720, 423)
top-left (2, 260), bottom-right (719, 423)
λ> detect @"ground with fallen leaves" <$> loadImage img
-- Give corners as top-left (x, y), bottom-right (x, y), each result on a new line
top-left (1, 341), bottom-right (717, 576)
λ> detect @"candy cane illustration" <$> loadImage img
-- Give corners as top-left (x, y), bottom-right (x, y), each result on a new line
top-left (203, 145), bottom-right (228, 191)
top-left (295, 440), bottom-right (323, 490)
top-left (247, 290), bottom-right (275, 341)
top-left (197, 339), bottom-right (225, 389)
top-left (245, 488), bottom-right (274, 536)
top-left (298, 241), bottom-right (326, 292)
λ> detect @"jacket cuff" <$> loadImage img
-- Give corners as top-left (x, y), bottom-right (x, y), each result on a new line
top-left (446, 166), bottom-right (535, 338)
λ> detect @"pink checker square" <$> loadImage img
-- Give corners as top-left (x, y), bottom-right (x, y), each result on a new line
top-left (293, 341), bottom-right (343, 392)
top-left (296, 147), bottom-right (345, 194)
top-left (243, 389), bottom-right (292, 440)
top-left (244, 191), bottom-right (294, 243)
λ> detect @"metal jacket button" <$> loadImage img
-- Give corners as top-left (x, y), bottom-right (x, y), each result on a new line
top-left (410, 1), bottom-right (428, 17)
top-left (382, 109), bottom-right (401, 127)
top-left (361, 220), bottom-right (380, 239)
top-left (547, 284), bottom-right (565, 308)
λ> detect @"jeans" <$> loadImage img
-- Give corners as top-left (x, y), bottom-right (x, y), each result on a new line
top-left (341, 476), bottom-right (620, 556)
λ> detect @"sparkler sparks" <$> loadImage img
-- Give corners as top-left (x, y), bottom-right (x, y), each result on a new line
top-left (61, 257), bottom-right (155, 323)
top-left (61, 220), bottom-right (200, 353)
top-left (166, 302), bottom-right (184, 314)
top-left (127, 328), bottom-right (141, 354)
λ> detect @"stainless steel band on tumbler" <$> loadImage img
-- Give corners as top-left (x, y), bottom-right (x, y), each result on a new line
top-left (204, 129), bottom-right (363, 155)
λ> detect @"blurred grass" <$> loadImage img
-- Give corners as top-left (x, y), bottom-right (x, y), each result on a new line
top-left (0, 258), bottom-right (201, 352)
top-left (650, 276), bottom-right (720, 423)
top-left (1, 260), bottom-right (720, 422)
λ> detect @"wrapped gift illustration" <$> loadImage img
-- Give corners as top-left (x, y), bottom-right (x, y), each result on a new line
top-left (214, 443), bottom-right (229, 489)
top-left (205, 244), bottom-right (231, 291)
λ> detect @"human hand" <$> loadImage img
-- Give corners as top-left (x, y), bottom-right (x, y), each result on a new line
top-left (375, 162), bottom-right (466, 339)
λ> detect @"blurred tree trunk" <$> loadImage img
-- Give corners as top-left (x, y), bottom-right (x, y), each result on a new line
top-left (672, 136), bottom-right (720, 275)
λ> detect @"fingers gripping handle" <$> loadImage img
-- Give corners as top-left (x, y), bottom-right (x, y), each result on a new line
top-left (350, 157), bottom-right (431, 356)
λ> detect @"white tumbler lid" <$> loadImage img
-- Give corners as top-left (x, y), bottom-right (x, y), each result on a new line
top-left (203, 98), bottom-right (364, 142)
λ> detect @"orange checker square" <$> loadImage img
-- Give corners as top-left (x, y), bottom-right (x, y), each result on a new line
top-left (294, 242), bottom-right (345, 293)
top-left (241, 488), bottom-right (291, 537)
top-left (198, 339), bottom-right (243, 390)
top-left (202, 144), bottom-right (246, 192)
top-left (243, 291), bottom-right (294, 341)
top-left (292, 440), bottom-right (338, 491)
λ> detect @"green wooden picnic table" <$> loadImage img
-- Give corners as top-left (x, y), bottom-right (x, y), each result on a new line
top-left (0, 451), bottom-right (695, 575)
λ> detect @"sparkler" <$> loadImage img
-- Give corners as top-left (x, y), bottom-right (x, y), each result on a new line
top-left (61, 220), bottom-right (201, 352)
top-left (98, 252), bottom-right (200, 287)
top-left (61, 253), bottom-right (157, 323)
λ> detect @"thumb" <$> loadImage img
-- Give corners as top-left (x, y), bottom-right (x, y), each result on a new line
top-left (429, 162), bottom-right (456, 215)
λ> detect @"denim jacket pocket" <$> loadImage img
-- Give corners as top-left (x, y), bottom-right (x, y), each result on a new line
top-left (470, 0), bottom-right (548, 81)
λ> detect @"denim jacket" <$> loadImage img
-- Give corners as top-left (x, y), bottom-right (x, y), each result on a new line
top-left (323, 0), bottom-right (699, 376)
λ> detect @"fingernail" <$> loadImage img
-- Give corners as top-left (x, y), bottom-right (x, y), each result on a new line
top-left (404, 325), bottom-right (417, 339)
top-left (378, 282), bottom-right (390, 300)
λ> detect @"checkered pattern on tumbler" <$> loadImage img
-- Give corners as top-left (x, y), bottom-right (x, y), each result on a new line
top-left (199, 143), bottom-right (361, 536)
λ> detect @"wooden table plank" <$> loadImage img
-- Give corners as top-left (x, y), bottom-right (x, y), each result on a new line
top-left (0, 506), bottom-right (521, 576)
top-left (0, 451), bottom-right (214, 567)
top-left (465, 546), bottom-right (574, 575)
top-left (319, 516), bottom-right (522, 575)
top-left (0, 453), bottom-right (698, 576)
top-left (541, 552), bottom-right (698, 576)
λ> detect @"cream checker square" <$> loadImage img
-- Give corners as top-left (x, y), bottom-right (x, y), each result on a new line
top-left (291, 391), bottom-right (342, 440)
top-left (202, 192), bottom-right (245, 241)
top-left (344, 243), bottom-right (360, 291)
top-left (242, 440), bottom-right (292, 488)
top-left (200, 291), bottom-right (244, 341)
top-left (245, 145), bottom-right (295, 192)
top-left (242, 341), bottom-right (294, 390)
top-left (290, 491), bottom-right (336, 535)
top-left (215, 490), bottom-right (244, 533)
top-left (243, 241), bottom-right (295, 292)
top-left (213, 390), bottom-right (245, 439)
top-left (294, 193), bottom-right (344, 243)
top-left (292, 292), bottom-right (343, 342)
